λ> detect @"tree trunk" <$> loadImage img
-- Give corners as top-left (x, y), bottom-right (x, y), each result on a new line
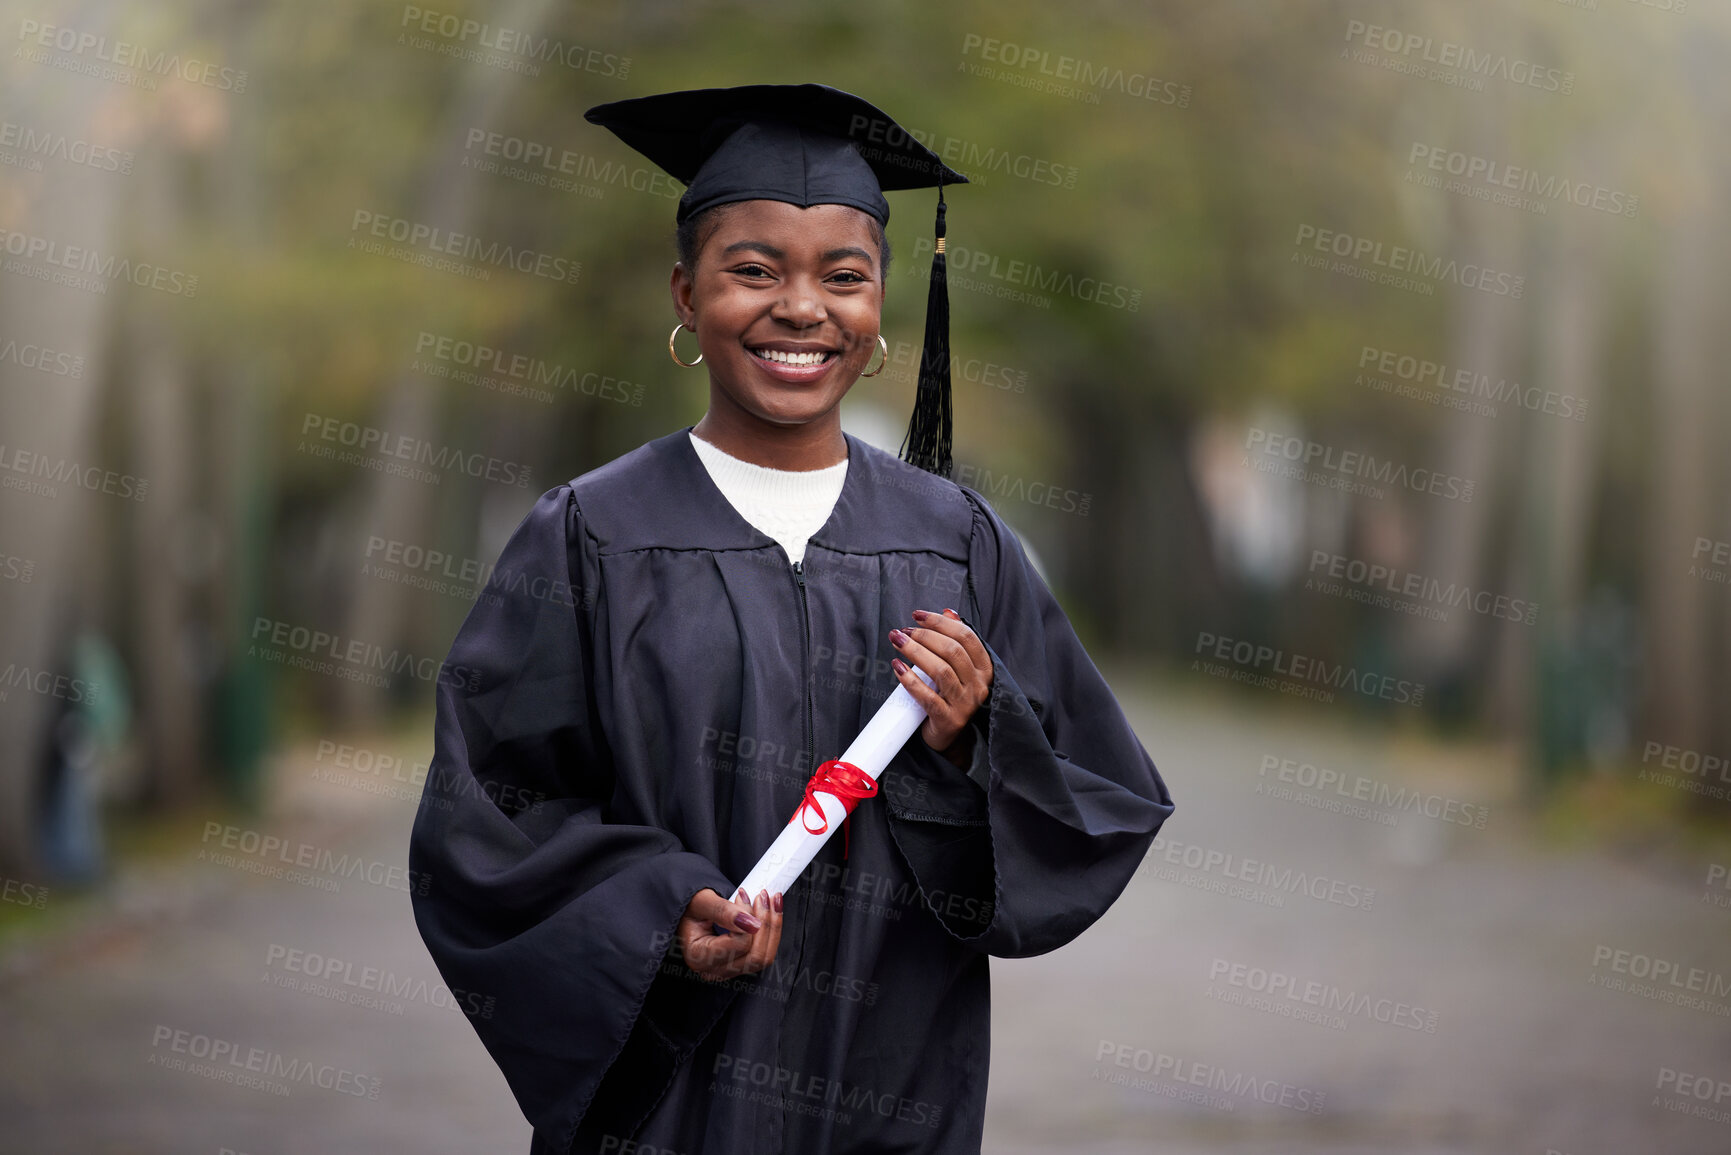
top-left (0, 2), bottom-right (129, 872)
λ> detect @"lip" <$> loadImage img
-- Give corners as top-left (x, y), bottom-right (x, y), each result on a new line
top-left (745, 342), bottom-right (840, 384)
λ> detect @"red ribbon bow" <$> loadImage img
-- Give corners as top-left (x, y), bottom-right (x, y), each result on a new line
top-left (796, 759), bottom-right (878, 859)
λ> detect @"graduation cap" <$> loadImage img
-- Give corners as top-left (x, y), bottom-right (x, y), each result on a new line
top-left (585, 84), bottom-right (968, 478)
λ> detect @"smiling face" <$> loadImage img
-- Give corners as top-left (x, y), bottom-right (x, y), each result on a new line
top-left (671, 199), bottom-right (886, 436)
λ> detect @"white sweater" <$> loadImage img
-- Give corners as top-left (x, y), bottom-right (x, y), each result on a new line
top-left (688, 432), bottom-right (847, 567)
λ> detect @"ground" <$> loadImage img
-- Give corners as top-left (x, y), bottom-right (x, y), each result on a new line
top-left (1, 678), bottom-right (1726, 1153)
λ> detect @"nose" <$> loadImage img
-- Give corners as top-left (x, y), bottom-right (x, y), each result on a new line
top-left (770, 274), bottom-right (826, 328)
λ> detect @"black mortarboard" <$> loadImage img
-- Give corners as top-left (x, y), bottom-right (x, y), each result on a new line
top-left (585, 84), bottom-right (968, 478)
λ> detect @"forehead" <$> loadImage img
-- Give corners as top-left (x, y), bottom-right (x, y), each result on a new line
top-left (703, 199), bottom-right (881, 252)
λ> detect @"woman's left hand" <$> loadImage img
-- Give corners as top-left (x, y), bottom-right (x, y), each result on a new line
top-left (888, 608), bottom-right (993, 768)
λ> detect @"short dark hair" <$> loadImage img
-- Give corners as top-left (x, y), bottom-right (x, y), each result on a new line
top-left (676, 201), bottom-right (892, 278)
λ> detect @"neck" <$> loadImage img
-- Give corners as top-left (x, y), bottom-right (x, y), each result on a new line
top-left (692, 404), bottom-right (847, 471)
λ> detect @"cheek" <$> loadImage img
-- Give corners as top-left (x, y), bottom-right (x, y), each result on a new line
top-left (692, 288), bottom-right (753, 337)
top-left (838, 299), bottom-right (884, 347)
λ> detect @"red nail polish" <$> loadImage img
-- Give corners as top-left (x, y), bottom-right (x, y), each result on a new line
top-left (737, 912), bottom-right (762, 932)
top-left (892, 658), bottom-right (908, 676)
top-left (772, 893), bottom-right (783, 913)
top-left (911, 609), bottom-right (929, 620)
top-left (890, 629), bottom-right (909, 646)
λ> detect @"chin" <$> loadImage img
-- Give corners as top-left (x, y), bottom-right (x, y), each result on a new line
top-left (750, 401), bottom-right (834, 428)
top-left (727, 382), bottom-right (847, 427)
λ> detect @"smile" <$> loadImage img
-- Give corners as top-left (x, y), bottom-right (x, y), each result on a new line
top-left (750, 347), bottom-right (837, 366)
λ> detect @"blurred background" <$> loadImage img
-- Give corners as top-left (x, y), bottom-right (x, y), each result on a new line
top-left (2, 0), bottom-right (1729, 1151)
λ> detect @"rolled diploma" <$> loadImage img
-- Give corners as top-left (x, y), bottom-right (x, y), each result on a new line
top-left (734, 667), bottom-right (935, 899)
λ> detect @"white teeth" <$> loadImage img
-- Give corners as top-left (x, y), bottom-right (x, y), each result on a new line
top-left (755, 348), bottom-right (828, 366)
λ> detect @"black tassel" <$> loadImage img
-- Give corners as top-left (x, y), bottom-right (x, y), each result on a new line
top-left (900, 182), bottom-right (953, 479)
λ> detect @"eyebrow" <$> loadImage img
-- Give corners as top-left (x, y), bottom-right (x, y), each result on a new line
top-left (720, 240), bottom-right (877, 267)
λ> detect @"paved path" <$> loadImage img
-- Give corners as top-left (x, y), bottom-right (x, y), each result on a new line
top-left (2, 678), bottom-right (1727, 1153)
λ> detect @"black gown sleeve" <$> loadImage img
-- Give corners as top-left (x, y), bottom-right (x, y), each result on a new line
top-left (884, 488), bottom-right (1175, 958)
top-left (408, 486), bottom-right (739, 1154)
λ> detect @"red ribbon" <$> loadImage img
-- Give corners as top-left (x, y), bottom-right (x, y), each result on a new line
top-left (796, 759), bottom-right (878, 859)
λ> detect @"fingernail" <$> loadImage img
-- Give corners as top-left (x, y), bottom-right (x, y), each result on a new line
top-left (772, 893), bottom-right (783, 913)
top-left (889, 629), bottom-right (909, 647)
top-left (911, 609), bottom-right (929, 621)
top-left (892, 658), bottom-right (908, 676)
top-left (944, 608), bottom-right (957, 616)
top-left (736, 912), bottom-right (762, 932)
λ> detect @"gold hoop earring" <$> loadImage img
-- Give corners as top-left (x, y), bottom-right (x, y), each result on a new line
top-left (859, 334), bottom-right (889, 378)
top-left (668, 322), bottom-right (703, 367)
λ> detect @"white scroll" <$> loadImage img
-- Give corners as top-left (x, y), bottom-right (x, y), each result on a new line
top-left (733, 667), bottom-right (935, 900)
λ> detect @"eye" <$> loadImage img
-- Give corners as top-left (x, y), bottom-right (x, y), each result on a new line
top-left (729, 263), bottom-right (773, 279)
top-left (828, 269), bottom-right (870, 285)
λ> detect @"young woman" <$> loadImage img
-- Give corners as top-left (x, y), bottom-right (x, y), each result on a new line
top-left (409, 84), bottom-right (1174, 1155)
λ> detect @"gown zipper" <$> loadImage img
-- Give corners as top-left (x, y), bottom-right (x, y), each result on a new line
top-left (792, 559), bottom-right (815, 772)
top-left (794, 556), bottom-right (858, 862)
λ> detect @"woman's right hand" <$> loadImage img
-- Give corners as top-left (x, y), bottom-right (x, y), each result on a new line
top-left (674, 887), bottom-right (784, 982)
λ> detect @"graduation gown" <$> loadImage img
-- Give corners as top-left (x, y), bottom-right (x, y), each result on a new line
top-left (408, 427), bottom-right (1174, 1154)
